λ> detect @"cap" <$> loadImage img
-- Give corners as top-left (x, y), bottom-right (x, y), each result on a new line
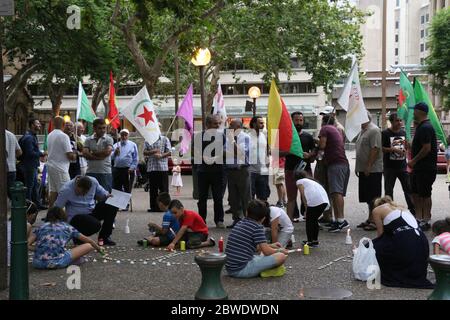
top-left (120, 129), bottom-right (130, 135)
top-left (414, 102), bottom-right (429, 114)
top-left (320, 106), bottom-right (335, 115)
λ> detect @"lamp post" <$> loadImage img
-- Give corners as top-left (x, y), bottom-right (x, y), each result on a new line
top-left (191, 48), bottom-right (211, 130)
top-left (63, 113), bottom-right (71, 123)
top-left (248, 86), bottom-right (261, 117)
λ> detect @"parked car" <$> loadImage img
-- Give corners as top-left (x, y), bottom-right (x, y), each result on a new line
top-left (168, 157), bottom-right (192, 174)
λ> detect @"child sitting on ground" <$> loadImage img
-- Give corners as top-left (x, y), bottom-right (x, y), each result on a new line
top-left (432, 217), bottom-right (450, 255)
top-left (166, 200), bottom-right (215, 251)
top-left (137, 192), bottom-right (180, 247)
top-left (263, 201), bottom-right (294, 248)
top-left (225, 199), bottom-right (289, 278)
top-left (28, 207), bottom-right (103, 269)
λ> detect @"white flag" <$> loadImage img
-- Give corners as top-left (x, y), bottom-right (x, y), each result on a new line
top-left (120, 86), bottom-right (161, 144)
top-left (337, 62), bottom-right (369, 141)
top-left (212, 82), bottom-right (227, 128)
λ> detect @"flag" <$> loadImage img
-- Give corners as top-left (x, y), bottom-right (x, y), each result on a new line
top-left (267, 80), bottom-right (303, 158)
top-left (212, 82), bottom-right (227, 128)
top-left (108, 71), bottom-right (120, 129)
top-left (76, 82), bottom-right (96, 123)
top-left (398, 71), bottom-right (416, 141)
top-left (337, 61), bottom-right (369, 141)
top-left (121, 86), bottom-right (161, 144)
top-left (176, 84), bottom-right (194, 154)
top-left (43, 124), bottom-right (49, 152)
top-left (413, 78), bottom-right (448, 148)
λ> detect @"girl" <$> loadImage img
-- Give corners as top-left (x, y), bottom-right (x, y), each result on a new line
top-left (263, 202), bottom-right (294, 248)
top-left (431, 217), bottom-right (450, 255)
top-left (171, 158), bottom-right (183, 196)
top-left (28, 207), bottom-right (103, 269)
top-left (295, 170), bottom-right (330, 247)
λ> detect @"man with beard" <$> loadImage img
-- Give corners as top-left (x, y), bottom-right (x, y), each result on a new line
top-left (282, 112), bottom-right (315, 221)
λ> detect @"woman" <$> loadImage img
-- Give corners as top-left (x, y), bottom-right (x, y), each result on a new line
top-left (372, 196), bottom-right (433, 288)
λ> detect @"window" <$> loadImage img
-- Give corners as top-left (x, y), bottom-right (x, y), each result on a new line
top-left (396, 0), bottom-right (400, 6)
top-left (395, 48), bottom-right (399, 56)
top-left (395, 21), bottom-right (399, 29)
top-left (421, 15), bottom-right (425, 24)
top-left (395, 34), bottom-right (399, 42)
top-left (421, 29), bottom-right (425, 38)
top-left (420, 58), bottom-right (425, 65)
top-left (421, 43), bottom-right (425, 52)
top-left (426, 14), bottom-right (429, 22)
top-left (290, 57), bottom-right (299, 68)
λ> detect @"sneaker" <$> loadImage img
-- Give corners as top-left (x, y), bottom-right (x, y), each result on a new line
top-left (318, 217), bottom-right (333, 228)
top-left (225, 208), bottom-right (233, 214)
top-left (302, 240), bottom-right (319, 248)
top-left (286, 240), bottom-right (293, 249)
top-left (260, 265), bottom-right (286, 278)
top-left (216, 222), bottom-right (226, 229)
top-left (98, 238), bottom-right (104, 246)
top-left (208, 237), bottom-right (216, 247)
top-left (275, 201), bottom-right (284, 208)
top-left (328, 220), bottom-right (349, 233)
top-left (419, 221), bottom-right (431, 231)
top-left (102, 238), bottom-right (116, 246)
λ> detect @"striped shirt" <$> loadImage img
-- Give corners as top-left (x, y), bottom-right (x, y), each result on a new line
top-left (432, 232), bottom-right (450, 255)
top-left (225, 218), bottom-right (267, 273)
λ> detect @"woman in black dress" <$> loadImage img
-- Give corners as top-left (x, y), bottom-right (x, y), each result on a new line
top-left (372, 196), bottom-right (433, 288)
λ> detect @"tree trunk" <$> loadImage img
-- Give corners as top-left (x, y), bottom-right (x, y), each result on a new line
top-left (5, 61), bottom-right (40, 114)
top-left (206, 65), bottom-right (221, 114)
top-left (48, 83), bottom-right (66, 116)
top-left (91, 82), bottom-right (108, 113)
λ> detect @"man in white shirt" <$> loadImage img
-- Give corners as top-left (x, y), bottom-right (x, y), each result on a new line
top-left (76, 122), bottom-right (88, 175)
top-left (47, 116), bottom-right (76, 206)
top-left (6, 129), bottom-right (22, 199)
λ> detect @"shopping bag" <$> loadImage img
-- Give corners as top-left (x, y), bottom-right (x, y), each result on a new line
top-left (352, 237), bottom-right (379, 281)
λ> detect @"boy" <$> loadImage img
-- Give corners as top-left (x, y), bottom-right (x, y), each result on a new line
top-left (225, 199), bottom-right (288, 278)
top-left (137, 192), bottom-right (180, 247)
top-left (166, 200), bottom-right (215, 251)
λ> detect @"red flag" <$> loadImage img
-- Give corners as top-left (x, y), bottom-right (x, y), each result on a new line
top-left (48, 119), bottom-right (53, 133)
top-left (108, 71), bottom-right (120, 129)
top-left (398, 88), bottom-right (406, 107)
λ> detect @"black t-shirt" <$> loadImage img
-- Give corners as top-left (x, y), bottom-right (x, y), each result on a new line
top-left (194, 130), bottom-right (225, 172)
top-left (285, 130), bottom-right (315, 171)
top-left (411, 120), bottom-right (437, 172)
top-left (382, 128), bottom-right (407, 170)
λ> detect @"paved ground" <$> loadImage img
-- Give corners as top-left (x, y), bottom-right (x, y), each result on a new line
top-left (1, 150), bottom-right (447, 300)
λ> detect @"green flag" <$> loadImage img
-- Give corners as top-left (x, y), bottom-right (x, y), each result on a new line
top-left (413, 78), bottom-right (448, 148)
top-left (43, 125), bottom-right (48, 152)
top-left (398, 71), bottom-right (415, 142)
top-left (77, 82), bottom-right (96, 123)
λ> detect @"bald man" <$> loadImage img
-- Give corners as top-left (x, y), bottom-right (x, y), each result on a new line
top-left (47, 116), bottom-right (76, 206)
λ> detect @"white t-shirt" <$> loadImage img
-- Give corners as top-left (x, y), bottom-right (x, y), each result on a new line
top-left (77, 134), bottom-right (87, 168)
top-left (47, 129), bottom-right (73, 172)
top-left (6, 130), bottom-right (21, 172)
top-left (269, 206), bottom-right (294, 233)
top-left (296, 178), bottom-right (330, 208)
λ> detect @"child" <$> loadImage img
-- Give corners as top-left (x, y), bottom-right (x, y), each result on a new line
top-left (166, 200), bottom-right (215, 251)
top-left (432, 217), bottom-right (450, 255)
top-left (225, 199), bottom-right (289, 278)
top-left (137, 192), bottom-right (180, 247)
top-left (171, 159), bottom-right (183, 196)
top-left (28, 207), bottom-right (103, 269)
top-left (263, 201), bottom-right (294, 248)
top-left (295, 170), bottom-right (330, 247)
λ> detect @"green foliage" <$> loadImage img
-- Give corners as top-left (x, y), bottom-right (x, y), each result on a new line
top-left (426, 8), bottom-right (450, 110)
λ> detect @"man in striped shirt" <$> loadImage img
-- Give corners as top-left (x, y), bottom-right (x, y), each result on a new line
top-left (225, 200), bottom-right (288, 278)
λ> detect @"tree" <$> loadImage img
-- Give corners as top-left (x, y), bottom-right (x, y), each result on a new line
top-left (426, 8), bottom-right (450, 110)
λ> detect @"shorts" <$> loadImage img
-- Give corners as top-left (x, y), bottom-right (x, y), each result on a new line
top-left (327, 163), bottom-right (350, 196)
top-left (358, 172), bottom-right (382, 203)
top-left (411, 170), bottom-right (436, 197)
top-left (47, 166), bottom-right (70, 193)
top-left (227, 255), bottom-right (278, 278)
top-left (181, 232), bottom-right (208, 248)
top-left (32, 250), bottom-right (72, 269)
top-left (273, 168), bottom-right (285, 185)
top-left (156, 234), bottom-right (172, 246)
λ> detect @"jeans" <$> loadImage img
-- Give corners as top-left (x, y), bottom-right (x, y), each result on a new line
top-left (23, 167), bottom-right (42, 206)
top-left (87, 173), bottom-right (112, 193)
top-left (384, 168), bottom-right (415, 214)
top-left (148, 171), bottom-right (169, 211)
top-left (69, 201), bottom-right (118, 239)
top-left (113, 167), bottom-right (134, 194)
top-left (226, 167), bottom-right (250, 221)
top-left (227, 255), bottom-right (278, 278)
top-left (250, 172), bottom-right (270, 200)
top-left (197, 170), bottom-right (224, 224)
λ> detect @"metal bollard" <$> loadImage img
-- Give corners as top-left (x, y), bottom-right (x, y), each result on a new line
top-left (428, 255), bottom-right (450, 300)
top-left (194, 253), bottom-right (228, 300)
top-left (9, 182), bottom-right (29, 300)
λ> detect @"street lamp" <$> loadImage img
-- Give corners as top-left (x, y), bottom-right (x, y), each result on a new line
top-left (248, 86), bottom-right (261, 117)
top-left (63, 113), bottom-right (71, 123)
top-left (191, 48), bottom-right (211, 130)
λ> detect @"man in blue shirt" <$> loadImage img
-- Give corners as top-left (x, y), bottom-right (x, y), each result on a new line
top-left (54, 175), bottom-right (119, 246)
top-left (111, 129), bottom-right (138, 211)
top-left (18, 119), bottom-right (46, 209)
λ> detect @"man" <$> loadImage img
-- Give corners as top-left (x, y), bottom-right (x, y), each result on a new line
top-left (83, 118), bottom-right (114, 192)
top-left (75, 122), bottom-right (87, 176)
top-left (225, 118), bottom-right (251, 228)
top-left (18, 119), bottom-right (47, 209)
top-left (55, 175), bottom-right (119, 245)
top-left (47, 116), bottom-right (76, 207)
top-left (381, 113), bottom-right (415, 215)
top-left (248, 116), bottom-right (270, 201)
top-left (194, 114), bottom-right (225, 228)
top-left (408, 102), bottom-right (437, 231)
top-left (355, 114), bottom-right (383, 231)
top-left (64, 121), bottom-right (82, 179)
top-left (318, 114), bottom-right (350, 232)
top-left (144, 131), bottom-right (171, 212)
top-left (282, 112), bottom-right (315, 221)
top-left (6, 129), bottom-right (22, 199)
top-left (112, 129), bottom-right (138, 211)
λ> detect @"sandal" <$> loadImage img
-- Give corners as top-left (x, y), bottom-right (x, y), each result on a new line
top-left (363, 222), bottom-right (377, 231)
top-left (357, 220), bottom-right (370, 228)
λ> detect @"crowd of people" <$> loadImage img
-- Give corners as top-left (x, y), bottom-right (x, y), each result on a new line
top-left (4, 100), bottom-right (450, 288)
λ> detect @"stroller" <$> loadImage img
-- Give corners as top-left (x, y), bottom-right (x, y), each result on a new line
top-left (135, 159), bottom-right (149, 192)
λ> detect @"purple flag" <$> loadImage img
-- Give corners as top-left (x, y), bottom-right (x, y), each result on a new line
top-left (176, 84), bottom-right (194, 154)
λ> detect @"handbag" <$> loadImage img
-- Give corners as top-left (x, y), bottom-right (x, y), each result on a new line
top-left (352, 237), bottom-right (380, 281)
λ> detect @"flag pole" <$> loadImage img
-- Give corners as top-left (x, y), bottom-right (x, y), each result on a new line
top-left (165, 115), bottom-right (178, 137)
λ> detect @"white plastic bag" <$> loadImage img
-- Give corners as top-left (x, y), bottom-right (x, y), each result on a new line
top-left (352, 237), bottom-right (379, 281)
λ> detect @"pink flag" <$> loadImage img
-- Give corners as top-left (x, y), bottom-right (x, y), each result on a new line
top-left (176, 84), bottom-right (194, 154)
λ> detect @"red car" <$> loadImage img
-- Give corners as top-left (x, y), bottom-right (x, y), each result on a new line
top-left (437, 150), bottom-right (448, 173)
